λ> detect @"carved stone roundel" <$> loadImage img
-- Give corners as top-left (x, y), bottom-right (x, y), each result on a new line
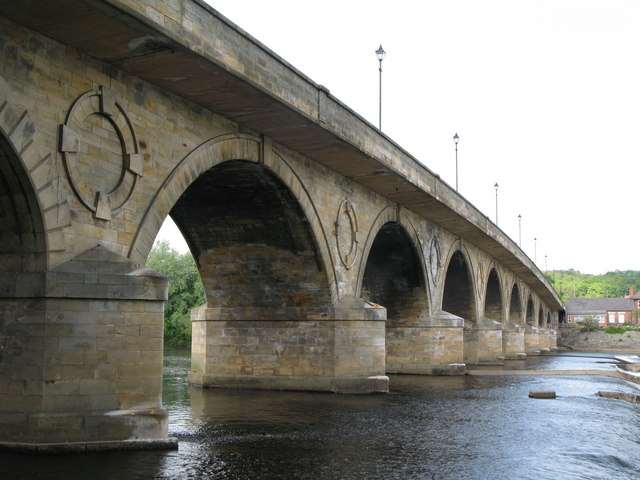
top-left (59, 86), bottom-right (143, 220)
top-left (336, 199), bottom-right (358, 269)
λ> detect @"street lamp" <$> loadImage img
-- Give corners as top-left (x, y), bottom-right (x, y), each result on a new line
top-left (375, 45), bottom-right (386, 130)
top-left (453, 133), bottom-right (459, 190)
top-left (518, 214), bottom-right (522, 246)
top-left (494, 182), bottom-right (499, 225)
top-left (534, 237), bottom-right (537, 263)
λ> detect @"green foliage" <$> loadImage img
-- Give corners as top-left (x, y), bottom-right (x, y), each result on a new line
top-left (146, 240), bottom-right (205, 346)
top-left (603, 326), bottom-right (626, 334)
top-left (546, 269), bottom-right (640, 302)
top-left (577, 315), bottom-right (600, 332)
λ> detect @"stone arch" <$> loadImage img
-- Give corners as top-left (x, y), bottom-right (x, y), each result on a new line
top-left (508, 282), bottom-right (522, 324)
top-left (170, 139), bottom-right (386, 393)
top-left (176, 159), bottom-right (333, 313)
top-left (526, 296), bottom-right (535, 326)
top-left (356, 207), bottom-right (428, 304)
top-left (130, 133), bottom-right (337, 302)
top-left (0, 74), bottom-right (63, 271)
top-left (538, 305), bottom-right (545, 328)
top-left (358, 211), bottom-right (429, 325)
top-left (441, 245), bottom-right (477, 323)
top-left (0, 129), bottom-right (47, 273)
top-left (484, 267), bottom-right (503, 323)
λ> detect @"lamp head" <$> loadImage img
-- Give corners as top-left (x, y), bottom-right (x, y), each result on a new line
top-left (375, 45), bottom-right (386, 61)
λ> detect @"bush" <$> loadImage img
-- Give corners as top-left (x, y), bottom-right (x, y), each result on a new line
top-left (146, 240), bottom-right (205, 346)
top-left (578, 316), bottom-right (601, 332)
top-left (603, 326), bottom-right (626, 334)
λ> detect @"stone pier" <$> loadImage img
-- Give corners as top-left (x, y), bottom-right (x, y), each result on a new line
top-left (386, 311), bottom-right (465, 375)
top-left (0, 247), bottom-right (176, 451)
top-left (189, 298), bottom-right (389, 393)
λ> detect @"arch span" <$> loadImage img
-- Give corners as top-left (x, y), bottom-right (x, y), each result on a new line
top-left (0, 130), bottom-right (47, 273)
top-left (172, 158), bottom-right (333, 314)
top-left (0, 74), bottom-right (49, 273)
top-left (508, 283), bottom-right (523, 324)
top-left (130, 133), bottom-right (337, 301)
top-left (484, 267), bottom-right (503, 323)
top-left (501, 281), bottom-right (526, 359)
top-left (359, 212), bottom-right (463, 374)
top-left (150, 135), bottom-right (386, 393)
top-left (525, 295), bottom-right (541, 353)
top-left (361, 220), bottom-right (428, 373)
top-left (538, 306), bottom-right (545, 328)
top-left (357, 207), bottom-right (428, 302)
top-left (442, 249), bottom-right (476, 322)
top-left (526, 296), bottom-right (535, 326)
top-left (0, 123), bottom-right (50, 445)
top-left (360, 221), bottom-right (427, 323)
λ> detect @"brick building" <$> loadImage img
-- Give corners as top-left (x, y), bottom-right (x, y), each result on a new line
top-left (565, 287), bottom-right (640, 327)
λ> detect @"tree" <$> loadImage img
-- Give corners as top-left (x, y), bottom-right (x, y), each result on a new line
top-left (146, 240), bottom-right (205, 346)
top-left (546, 269), bottom-right (640, 302)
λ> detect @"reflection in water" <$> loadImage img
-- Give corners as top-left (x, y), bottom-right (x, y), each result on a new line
top-left (2, 351), bottom-right (640, 480)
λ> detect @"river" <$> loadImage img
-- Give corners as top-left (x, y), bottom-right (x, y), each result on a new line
top-left (2, 350), bottom-right (640, 479)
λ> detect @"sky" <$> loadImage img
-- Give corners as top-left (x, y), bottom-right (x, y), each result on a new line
top-left (157, 0), bottom-right (640, 275)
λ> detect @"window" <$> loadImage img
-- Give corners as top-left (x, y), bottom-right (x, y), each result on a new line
top-left (608, 313), bottom-right (615, 324)
top-left (618, 313), bottom-right (625, 324)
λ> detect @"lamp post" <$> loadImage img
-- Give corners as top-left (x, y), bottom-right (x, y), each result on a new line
top-left (518, 214), bottom-right (522, 246)
top-left (453, 133), bottom-right (459, 190)
top-left (375, 45), bottom-right (386, 130)
top-left (534, 237), bottom-right (537, 263)
top-left (494, 182), bottom-right (499, 225)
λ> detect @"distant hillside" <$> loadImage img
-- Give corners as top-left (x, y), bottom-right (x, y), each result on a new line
top-left (545, 270), bottom-right (640, 302)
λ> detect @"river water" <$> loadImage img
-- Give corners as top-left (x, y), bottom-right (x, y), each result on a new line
top-left (2, 350), bottom-right (640, 480)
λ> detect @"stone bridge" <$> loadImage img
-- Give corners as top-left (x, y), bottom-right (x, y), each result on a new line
top-left (0, 0), bottom-right (562, 451)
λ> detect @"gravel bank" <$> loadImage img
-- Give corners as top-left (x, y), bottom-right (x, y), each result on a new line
top-left (559, 328), bottom-right (640, 352)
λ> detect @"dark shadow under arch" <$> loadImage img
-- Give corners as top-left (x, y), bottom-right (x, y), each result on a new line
top-left (169, 159), bottom-right (332, 311)
top-left (526, 297), bottom-right (535, 326)
top-left (361, 221), bottom-right (428, 325)
top-left (509, 283), bottom-right (522, 324)
top-left (442, 251), bottom-right (475, 321)
top-left (0, 132), bottom-right (46, 272)
top-left (485, 268), bottom-right (503, 322)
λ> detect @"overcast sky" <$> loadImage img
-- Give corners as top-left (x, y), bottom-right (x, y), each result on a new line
top-left (157, 0), bottom-right (640, 275)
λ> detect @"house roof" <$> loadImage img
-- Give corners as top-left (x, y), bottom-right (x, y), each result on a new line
top-left (565, 297), bottom-right (634, 315)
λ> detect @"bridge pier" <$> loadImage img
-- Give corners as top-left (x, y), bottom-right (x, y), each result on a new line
top-left (463, 317), bottom-right (504, 365)
top-left (502, 323), bottom-right (527, 360)
top-left (538, 328), bottom-right (558, 352)
top-left (386, 311), bottom-right (465, 375)
top-left (0, 246), bottom-right (176, 452)
top-left (525, 325), bottom-right (542, 353)
top-left (189, 297), bottom-right (389, 394)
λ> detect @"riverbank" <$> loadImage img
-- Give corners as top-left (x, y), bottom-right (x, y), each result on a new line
top-left (559, 328), bottom-right (640, 352)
